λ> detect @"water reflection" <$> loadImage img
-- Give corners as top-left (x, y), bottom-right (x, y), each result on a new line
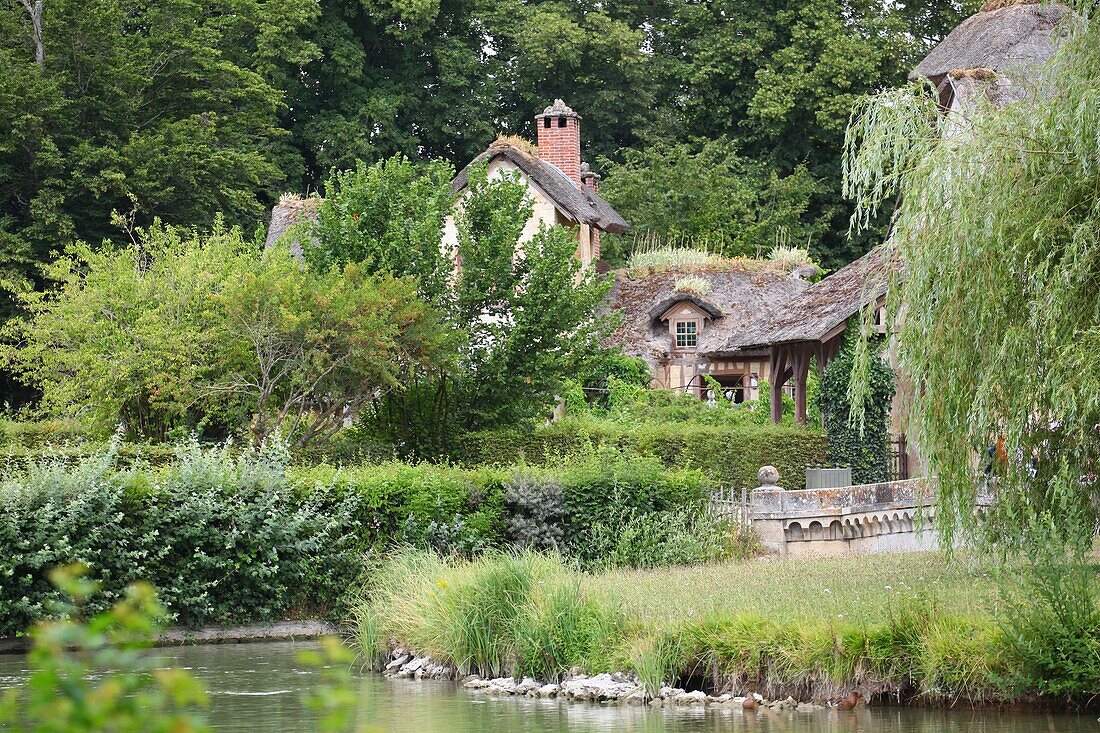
top-left (0, 641), bottom-right (1095, 733)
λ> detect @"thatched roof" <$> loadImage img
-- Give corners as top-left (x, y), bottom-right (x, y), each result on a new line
top-left (911, 1), bottom-right (1069, 83)
top-left (727, 247), bottom-right (892, 351)
top-left (264, 194), bottom-right (322, 256)
top-left (451, 141), bottom-right (629, 234)
top-left (606, 266), bottom-right (812, 365)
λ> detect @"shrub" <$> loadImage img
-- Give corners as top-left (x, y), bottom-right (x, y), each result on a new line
top-left (0, 440), bottom-right (364, 635)
top-left (502, 472), bottom-right (566, 550)
top-left (453, 423), bottom-right (828, 490)
top-left (1, 445), bottom-right (717, 635)
top-left (998, 553), bottom-right (1100, 701)
top-left (819, 332), bottom-right (896, 484)
top-left (292, 461), bottom-right (508, 556)
top-left (583, 507), bottom-right (754, 570)
top-left (558, 449), bottom-right (710, 550)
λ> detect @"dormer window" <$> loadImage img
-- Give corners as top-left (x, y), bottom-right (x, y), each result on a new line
top-left (675, 320), bottom-right (698, 349)
top-left (658, 298), bottom-right (717, 354)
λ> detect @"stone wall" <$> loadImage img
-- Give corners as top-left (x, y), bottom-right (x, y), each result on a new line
top-left (749, 469), bottom-right (950, 557)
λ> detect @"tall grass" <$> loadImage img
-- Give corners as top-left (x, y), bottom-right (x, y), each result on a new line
top-left (353, 551), bottom-right (1099, 705)
top-left (354, 550), bottom-right (620, 680)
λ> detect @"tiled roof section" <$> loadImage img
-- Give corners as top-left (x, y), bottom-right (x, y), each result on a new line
top-left (264, 194), bottom-right (322, 257)
top-left (910, 2), bottom-right (1069, 82)
top-left (451, 141), bottom-right (629, 234)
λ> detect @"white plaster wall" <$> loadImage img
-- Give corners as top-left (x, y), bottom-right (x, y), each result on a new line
top-left (442, 158), bottom-right (590, 267)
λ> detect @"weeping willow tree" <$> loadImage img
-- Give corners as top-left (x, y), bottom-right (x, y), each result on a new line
top-left (843, 2), bottom-right (1100, 554)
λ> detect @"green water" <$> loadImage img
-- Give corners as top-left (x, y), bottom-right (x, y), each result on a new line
top-left (1, 640), bottom-right (1097, 732)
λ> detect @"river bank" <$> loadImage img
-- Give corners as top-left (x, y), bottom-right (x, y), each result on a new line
top-left (354, 550), bottom-right (1100, 710)
top-left (0, 619), bottom-right (337, 654)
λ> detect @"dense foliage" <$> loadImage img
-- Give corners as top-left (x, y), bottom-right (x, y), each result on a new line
top-left (0, 442), bottom-right (717, 635)
top-left (302, 158), bottom-right (615, 455)
top-left (3, 225), bottom-right (446, 444)
top-left (0, 0), bottom-right (313, 319)
top-left (596, 139), bottom-right (820, 262)
top-left (0, 0), bottom-right (979, 356)
top-left (454, 420), bottom-right (828, 490)
top-left (844, 1), bottom-right (1100, 551)
top-left (818, 334), bottom-right (895, 484)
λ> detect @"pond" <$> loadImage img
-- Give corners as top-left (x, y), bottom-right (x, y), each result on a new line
top-left (0, 640), bottom-right (1096, 732)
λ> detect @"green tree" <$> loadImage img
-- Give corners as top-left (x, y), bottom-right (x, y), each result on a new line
top-left (599, 138), bottom-right (821, 261)
top-left (308, 159), bottom-right (614, 455)
top-left (309, 156), bottom-right (456, 303)
top-left (0, 0), bottom-right (315, 317)
top-left (844, 3), bottom-right (1099, 550)
top-left (642, 0), bottom-right (978, 267)
top-left (4, 223), bottom-right (448, 445)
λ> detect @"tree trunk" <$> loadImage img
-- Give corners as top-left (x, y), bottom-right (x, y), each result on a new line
top-left (20, 0), bottom-right (45, 69)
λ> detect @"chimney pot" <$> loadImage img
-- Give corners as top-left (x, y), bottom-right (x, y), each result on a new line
top-left (535, 99), bottom-right (582, 187)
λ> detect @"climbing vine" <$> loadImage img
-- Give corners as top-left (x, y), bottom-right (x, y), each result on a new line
top-left (818, 332), bottom-right (895, 484)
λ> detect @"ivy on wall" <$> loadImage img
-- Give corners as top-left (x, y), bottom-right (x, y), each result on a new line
top-left (818, 333), bottom-right (896, 484)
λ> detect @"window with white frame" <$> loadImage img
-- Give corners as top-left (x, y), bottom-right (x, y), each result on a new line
top-left (675, 320), bottom-right (698, 349)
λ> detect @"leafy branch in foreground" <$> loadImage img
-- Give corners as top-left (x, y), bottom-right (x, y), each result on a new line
top-left (842, 3), bottom-right (1100, 551)
top-left (0, 566), bottom-right (209, 732)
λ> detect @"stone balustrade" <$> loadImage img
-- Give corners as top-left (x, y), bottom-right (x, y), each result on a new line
top-left (749, 467), bottom-right (948, 557)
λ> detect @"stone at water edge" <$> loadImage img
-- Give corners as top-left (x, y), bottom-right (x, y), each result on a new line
top-left (657, 685), bottom-right (685, 699)
top-left (487, 677), bottom-right (518, 694)
top-left (673, 690), bottom-right (708, 705)
top-left (463, 678), bottom-right (490, 690)
top-left (385, 654), bottom-right (410, 671)
top-left (514, 677), bottom-right (539, 695)
top-left (536, 684), bottom-right (560, 698)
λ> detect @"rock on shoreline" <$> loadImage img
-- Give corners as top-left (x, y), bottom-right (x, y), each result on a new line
top-left (379, 648), bottom-right (832, 711)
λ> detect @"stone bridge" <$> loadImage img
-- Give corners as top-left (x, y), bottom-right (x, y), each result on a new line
top-left (749, 468), bottom-right (946, 557)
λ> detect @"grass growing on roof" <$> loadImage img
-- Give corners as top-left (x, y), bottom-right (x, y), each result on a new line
top-left (626, 245), bottom-right (803, 277)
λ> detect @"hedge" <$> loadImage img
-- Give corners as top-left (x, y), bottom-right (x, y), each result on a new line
top-left (0, 443), bottom-right (710, 637)
top-left (451, 421), bottom-right (829, 490)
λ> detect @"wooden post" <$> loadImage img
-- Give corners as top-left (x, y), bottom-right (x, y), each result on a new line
top-left (769, 346), bottom-right (789, 424)
top-left (790, 345), bottom-right (811, 424)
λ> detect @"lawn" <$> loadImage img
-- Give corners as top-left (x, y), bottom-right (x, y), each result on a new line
top-left (582, 551), bottom-right (996, 626)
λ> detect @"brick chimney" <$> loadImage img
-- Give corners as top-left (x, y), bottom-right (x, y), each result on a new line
top-left (535, 99), bottom-right (581, 187)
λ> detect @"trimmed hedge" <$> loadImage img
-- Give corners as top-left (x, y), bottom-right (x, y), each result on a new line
top-left (451, 421), bottom-right (829, 490)
top-left (0, 443), bottom-right (710, 637)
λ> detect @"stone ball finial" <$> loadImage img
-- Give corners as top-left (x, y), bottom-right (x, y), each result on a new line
top-left (758, 465), bottom-right (779, 487)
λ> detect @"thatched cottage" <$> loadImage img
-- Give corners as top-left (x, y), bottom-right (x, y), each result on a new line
top-left (912, 0), bottom-right (1069, 115)
top-left (265, 99), bottom-right (628, 269)
top-left (444, 100), bottom-right (628, 268)
top-left (607, 249), bottom-right (889, 424)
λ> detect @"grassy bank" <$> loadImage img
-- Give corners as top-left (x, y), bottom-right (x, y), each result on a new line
top-left (354, 550), bottom-right (1100, 707)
